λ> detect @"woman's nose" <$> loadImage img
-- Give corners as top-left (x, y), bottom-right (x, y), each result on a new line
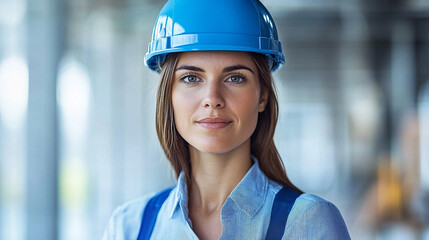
top-left (202, 82), bottom-right (225, 109)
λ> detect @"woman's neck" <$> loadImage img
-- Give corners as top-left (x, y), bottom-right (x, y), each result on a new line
top-left (188, 140), bottom-right (253, 215)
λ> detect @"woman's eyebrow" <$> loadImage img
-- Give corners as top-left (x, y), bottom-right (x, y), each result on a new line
top-left (223, 65), bottom-right (254, 74)
top-left (175, 65), bottom-right (205, 72)
top-left (175, 64), bottom-right (255, 74)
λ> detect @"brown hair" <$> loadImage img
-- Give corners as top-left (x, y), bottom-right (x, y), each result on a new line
top-left (155, 52), bottom-right (302, 193)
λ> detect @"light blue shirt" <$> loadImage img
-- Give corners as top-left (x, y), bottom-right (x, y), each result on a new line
top-left (102, 157), bottom-right (351, 239)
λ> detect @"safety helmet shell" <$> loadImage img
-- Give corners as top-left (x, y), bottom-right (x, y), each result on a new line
top-left (144, 0), bottom-right (285, 72)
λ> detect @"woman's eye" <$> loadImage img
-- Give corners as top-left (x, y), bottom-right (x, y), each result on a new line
top-left (182, 75), bottom-right (199, 83)
top-left (226, 75), bottom-right (245, 83)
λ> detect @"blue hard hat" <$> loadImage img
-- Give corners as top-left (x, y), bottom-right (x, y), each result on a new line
top-left (144, 0), bottom-right (285, 72)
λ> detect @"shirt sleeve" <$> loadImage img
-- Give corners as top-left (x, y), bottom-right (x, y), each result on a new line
top-left (101, 195), bottom-right (153, 240)
top-left (283, 195), bottom-right (351, 240)
top-left (101, 206), bottom-right (122, 240)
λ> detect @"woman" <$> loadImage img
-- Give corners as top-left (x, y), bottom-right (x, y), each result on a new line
top-left (103, 0), bottom-right (351, 239)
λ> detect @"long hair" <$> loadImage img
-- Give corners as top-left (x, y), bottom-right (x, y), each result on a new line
top-left (155, 52), bottom-right (302, 193)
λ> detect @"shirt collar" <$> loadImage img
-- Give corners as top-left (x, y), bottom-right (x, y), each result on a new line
top-left (228, 155), bottom-right (268, 218)
top-left (168, 155), bottom-right (268, 219)
top-left (169, 171), bottom-right (188, 219)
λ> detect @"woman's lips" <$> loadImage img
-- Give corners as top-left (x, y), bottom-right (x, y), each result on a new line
top-left (196, 118), bottom-right (232, 129)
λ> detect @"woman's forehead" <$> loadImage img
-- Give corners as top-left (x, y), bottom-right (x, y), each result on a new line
top-left (176, 51), bottom-right (256, 70)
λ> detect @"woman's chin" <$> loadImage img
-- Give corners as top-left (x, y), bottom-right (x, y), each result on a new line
top-left (188, 139), bottom-right (234, 154)
top-left (188, 137), bottom-right (249, 155)
top-left (192, 145), bottom-right (234, 155)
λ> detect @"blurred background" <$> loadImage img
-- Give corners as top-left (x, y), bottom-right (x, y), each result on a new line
top-left (0, 0), bottom-right (428, 239)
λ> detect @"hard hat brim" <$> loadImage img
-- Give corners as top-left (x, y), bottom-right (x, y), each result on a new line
top-left (144, 33), bottom-right (285, 73)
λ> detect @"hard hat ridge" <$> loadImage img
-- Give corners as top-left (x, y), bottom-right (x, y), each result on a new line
top-left (145, 0), bottom-right (285, 72)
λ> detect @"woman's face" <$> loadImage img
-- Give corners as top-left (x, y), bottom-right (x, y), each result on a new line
top-left (172, 51), bottom-right (267, 154)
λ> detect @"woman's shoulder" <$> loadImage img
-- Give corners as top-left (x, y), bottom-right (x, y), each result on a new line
top-left (294, 193), bottom-right (337, 208)
top-left (112, 193), bottom-right (155, 220)
top-left (284, 193), bottom-right (351, 239)
top-left (290, 193), bottom-right (343, 219)
top-left (102, 190), bottom-right (169, 240)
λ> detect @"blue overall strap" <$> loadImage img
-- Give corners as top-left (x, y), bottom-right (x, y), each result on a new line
top-left (137, 187), bottom-right (174, 240)
top-left (265, 187), bottom-right (302, 239)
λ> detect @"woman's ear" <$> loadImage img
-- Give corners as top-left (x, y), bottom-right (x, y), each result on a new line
top-left (258, 89), bottom-right (268, 112)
